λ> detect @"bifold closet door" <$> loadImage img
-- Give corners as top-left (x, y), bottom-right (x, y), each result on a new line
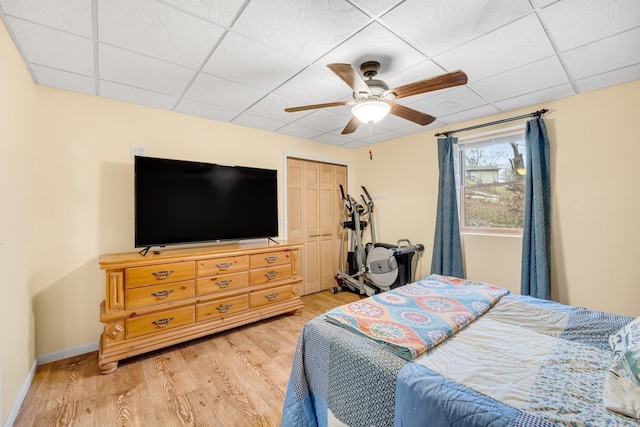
top-left (287, 158), bottom-right (346, 295)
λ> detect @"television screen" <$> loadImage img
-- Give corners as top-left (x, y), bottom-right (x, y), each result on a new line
top-left (135, 156), bottom-right (278, 248)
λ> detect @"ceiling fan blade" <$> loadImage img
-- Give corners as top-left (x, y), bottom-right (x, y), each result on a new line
top-left (327, 63), bottom-right (371, 95)
top-left (390, 70), bottom-right (468, 99)
top-left (341, 116), bottom-right (360, 134)
top-left (389, 102), bottom-right (436, 126)
top-left (284, 100), bottom-right (349, 113)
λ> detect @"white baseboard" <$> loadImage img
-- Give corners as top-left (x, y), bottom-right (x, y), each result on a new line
top-left (4, 341), bottom-right (99, 427)
top-left (3, 359), bottom-right (37, 427)
top-left (37, 341), bottom-right (98, 365)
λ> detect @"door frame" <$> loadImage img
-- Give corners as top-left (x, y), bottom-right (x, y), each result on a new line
top-left (281, 152), bottom-right (351, 241)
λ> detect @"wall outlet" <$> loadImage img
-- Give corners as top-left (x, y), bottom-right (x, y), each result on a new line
top-left (130, 146), bottom-right (144, 157)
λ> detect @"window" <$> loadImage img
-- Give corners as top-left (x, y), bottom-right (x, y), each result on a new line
top-left (457, 127), bottom-right (526, 234)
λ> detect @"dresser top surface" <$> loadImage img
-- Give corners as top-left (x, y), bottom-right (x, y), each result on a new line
top-left (99, 240), bottom-right (302, 269)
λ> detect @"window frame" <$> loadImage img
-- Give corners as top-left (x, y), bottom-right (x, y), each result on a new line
top-left (456, 125), bottom-right (526, 236)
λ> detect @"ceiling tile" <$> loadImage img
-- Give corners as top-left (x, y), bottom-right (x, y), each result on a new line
top-left (434, 14), bottom-right (555, 82)
top-left (494, 83), bottom-right (575, 111)
top-left (575, 64), bottom-right (640, 93)
top-left (202, 32), bottom-right (308, 91)
top-left (245, 93), bottom-right (313, 123)
top-left (350, 0), bottom-right (404, 17)
top-left (340, 140), bottom-right (368, 149)
top-left (0, 0), bottom-right (92, 37)
top-left (394, 121), bottom-right (443, 136)
top-left (5, 17), bottom-right (94, 76)
top-left (174, 98), bottom-right (240, 122)
top-left (231, 0), bottom-right (371, 63)
top-left (32, 64), bottom-right (95, 95)
top-left (312, 132), bottom-right (356, 145)
top-left (2, 0), bottom-right (638, 149)
top-left (353, 128), bottom-right (403, 144)
top-left (319, 22), bottom-right (426, 78)
top-left (530, 0), bottom-right (559, 8)
top-left (231, 112), bottom-right (288, 132)
top-left (99, 44), bottom-right (195, 96)
top-left (539, 0), bottom-right (640, 52)
top-left (335, 122), bottom-right (400, 142)
top-left (562, 27), bottom-right (640, 80)
top-left (407, 86), bottom-right (489, 118)
top-left (184, 72), bottom-right (267, 111)
top-left (384, 60), bottom-right (446, 89)
top-left (470, 55), bottom-right (569, 102)
top-left (98, 0), bottom-right (225, 68)
top-left (277, 123), bottom-right (323, 140)
top-left (159, 0), bottom-right (246, 27)
top-left (99, 80), bottom-right (179, 110)
top-left (273, 64), bottom-right (352, 106)
top-left (438, 104), bottom-right (502, 125)
top-left (381, 0), bottom-right (532, 57)
top-left (290, 110), bottom-right (347, 133)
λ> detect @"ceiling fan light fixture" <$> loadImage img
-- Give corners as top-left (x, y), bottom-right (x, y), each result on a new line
top-left (351, 100), bottom-right (391, 124)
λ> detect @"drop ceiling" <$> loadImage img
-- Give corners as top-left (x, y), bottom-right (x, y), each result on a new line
top-left (1, 0), bottom-right (639, 148)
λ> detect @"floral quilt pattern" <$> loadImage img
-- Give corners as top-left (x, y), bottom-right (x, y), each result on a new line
top-left (324, 274), bottom-right (509, 359)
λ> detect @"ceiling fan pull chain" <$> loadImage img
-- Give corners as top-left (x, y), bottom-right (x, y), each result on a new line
top-left (369, 123), bottom-right (373, 160)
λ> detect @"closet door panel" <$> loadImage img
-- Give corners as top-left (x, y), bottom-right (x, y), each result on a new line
top-left (305, 237), bottom-right (320, 294)
top-left (287, 159), bottom-right (304, 243)
top-left (287, 158), bottom-right (347, 295)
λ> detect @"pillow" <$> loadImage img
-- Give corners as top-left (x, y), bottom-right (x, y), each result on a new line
top-left (604, 317), bottom-right (640, 419)
top-left (609, 316), bottom-right (640, 356)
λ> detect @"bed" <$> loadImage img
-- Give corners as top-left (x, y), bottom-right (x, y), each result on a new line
top-left (281, 274), bottom-right (640, 426)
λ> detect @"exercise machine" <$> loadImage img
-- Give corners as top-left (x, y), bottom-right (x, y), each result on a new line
top-left (333, 185), bottom-right (424, 296)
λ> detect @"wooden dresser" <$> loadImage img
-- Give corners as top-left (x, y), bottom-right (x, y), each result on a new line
top-left (98, 241), bottom-right (303, 374)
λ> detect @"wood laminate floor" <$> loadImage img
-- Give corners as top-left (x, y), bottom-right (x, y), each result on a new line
top-left (13, 290), bottom-right (360, 427)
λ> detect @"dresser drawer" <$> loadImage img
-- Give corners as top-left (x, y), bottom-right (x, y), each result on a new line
top-left (196, 295), bottom-right (249, 322)
top-left (196, 272), bottom-right (249, 296)
top-left (126, 306), bottom-right (194, 339)
top-left (250, 285), bottom-right (292, 308)
top-left (250, 264), bottom-right (292, 286)
top-left (197, 255), bottom-right (249, 277)
top-left (125, 261), bottom-right (195, 289)
top-left (250, 250), bottom-right (291, 269)
top-left (126, 280), bottom-right (195, 310)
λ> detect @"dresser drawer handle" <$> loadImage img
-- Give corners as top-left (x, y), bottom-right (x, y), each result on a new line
top-left (265, 271), bottom-right (279, 280)
top-left (151, 270), bottom-right (174, 279)
top-left (264, 256), bottom-right (278, 264)
top-left (216, 304), bottom-right (233, 313)
top-left (151, 317), bottom-right (174, 328)
top-left (215, 279), bottom-right (232, 288)
top-left (151, 289), bottom-right (174, 299)
top-left (265, 293), bottom-right (279, 301)
top-left (216, 262), bottom-right (233, 270)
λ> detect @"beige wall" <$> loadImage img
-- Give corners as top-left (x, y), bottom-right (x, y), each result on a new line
top-left (0, 19), bottom-right (38, 424)
top-left (32, 86), bottom-right (359, 357)
top-left (354, 80), bottom-right (640, 316)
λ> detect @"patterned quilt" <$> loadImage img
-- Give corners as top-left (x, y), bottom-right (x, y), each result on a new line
top-left (324, 274), bottom-right (509, 359)
top-left (281, 277), bottom-right (638, 427)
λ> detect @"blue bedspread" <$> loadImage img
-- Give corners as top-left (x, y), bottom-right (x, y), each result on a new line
top-left (394, 363), bottom-right (554, 427)
top-left (281, 279), bottom-right (636, 427)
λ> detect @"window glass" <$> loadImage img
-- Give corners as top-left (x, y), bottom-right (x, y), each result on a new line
top-left (458, 129), bottom-right (526, 234)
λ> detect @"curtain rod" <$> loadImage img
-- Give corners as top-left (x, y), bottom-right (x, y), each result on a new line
top-left (434, 108), bottom-right (548, 137)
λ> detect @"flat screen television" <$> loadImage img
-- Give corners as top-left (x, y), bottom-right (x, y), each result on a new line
top-left (134, 156), bottom-right (278, 249)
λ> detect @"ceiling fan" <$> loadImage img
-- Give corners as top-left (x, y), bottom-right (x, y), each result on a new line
top-left (284, 61), bottom-right (468, 135)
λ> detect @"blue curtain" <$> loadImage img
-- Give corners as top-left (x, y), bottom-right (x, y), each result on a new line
top-left (431, 137), bottom-right (464, 278)
top-left (521, 118), bottom-right (551, 299)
